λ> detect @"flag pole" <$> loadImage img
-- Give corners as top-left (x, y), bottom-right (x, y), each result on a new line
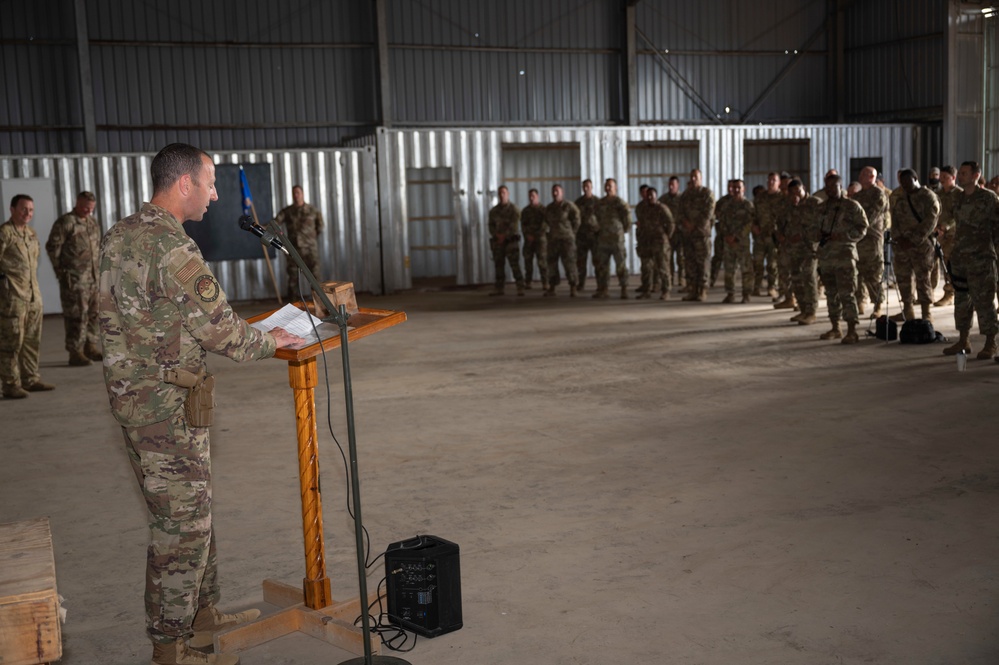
top-left (241, 166), bottom-right (283, 304)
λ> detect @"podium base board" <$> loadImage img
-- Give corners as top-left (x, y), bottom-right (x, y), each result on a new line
top-left (213, 580), bottom-right (381, 657)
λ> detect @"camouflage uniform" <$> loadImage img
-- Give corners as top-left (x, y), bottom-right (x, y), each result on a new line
top-left (890, 187), bottom-right (940, 309)
top-left (715, 195), bottom-right (755, 298)
top-left (593, 195), bottom-right (632, 294)
top-left (276, 203), bottom-right (324, 300)
top-left (574, 194), bottom-right (599, 289)
top-left (0, 220), bottom-right (44, 393)
top-left (659, 191), bottom-right (684, 286)
top-left (545, 200), bottom-right (580, 288)
top-left (678, 186), bottom-right (716, 295)
top-left (520, 203), bottom-right (549, 289)
top-left (935, 185), bottom-right (962, 299)
top-left (635, 200), bottom-right (674, 296)
top-left (777, 195), bottom-right (820, 317)
top-left (487, 202), bottom-right (524, 291)
top-left (852, 185), bottom-right (890, 309)
top-left (709, 222), bottom-right (724, 287)
top-left (99, 202), bottom-right (277, 644)
top-left (46, 209), bottom-right (102, 357)
top-left (752, 190), bottom-right (783, 294)
top-left (816, 196), bottom-right (869, 324)
top-left (950, 187), bottom-right (999, 336)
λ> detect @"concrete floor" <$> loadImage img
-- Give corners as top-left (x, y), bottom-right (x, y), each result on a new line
top-left (3, 280), bottom-right (999, 665)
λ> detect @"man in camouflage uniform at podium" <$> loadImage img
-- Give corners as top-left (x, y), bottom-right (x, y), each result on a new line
top-left (487, 185), bottom-right (524, 296)
top-left (46, 191), bottom-right (103, 366)
top-left (276, 185), bottom-right (324, 301)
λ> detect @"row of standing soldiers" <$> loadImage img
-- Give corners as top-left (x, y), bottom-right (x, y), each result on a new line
top-left (487, 172), bottom-right (717, 300)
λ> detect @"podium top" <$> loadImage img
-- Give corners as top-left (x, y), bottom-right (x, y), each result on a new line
top-left (247, 304), bottom-right (407, 362)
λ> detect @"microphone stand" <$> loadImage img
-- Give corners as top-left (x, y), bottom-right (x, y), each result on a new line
top-left (264, 221), bottom-right (411, 665)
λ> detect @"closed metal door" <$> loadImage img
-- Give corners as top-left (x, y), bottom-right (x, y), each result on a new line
top-left (743, 140), bottom-right (811, 192)
top-left (501, 144), bottom-right (582, 210)
top-left (406, 167), bottom-right (456, 279)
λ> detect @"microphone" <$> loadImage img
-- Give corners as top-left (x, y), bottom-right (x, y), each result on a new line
top-left (239, 215), bottom-right (289, 255)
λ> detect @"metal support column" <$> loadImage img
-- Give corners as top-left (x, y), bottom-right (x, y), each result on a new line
top-left (375, 0), bottom-right (392, 128)
top-left (73, 0), bottom-right (97, 152)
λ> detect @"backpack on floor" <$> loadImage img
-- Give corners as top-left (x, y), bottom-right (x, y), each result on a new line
top-left (870, 315), bottom-right (898, 341)
top-left (899, 318), bottom-right (937, 344)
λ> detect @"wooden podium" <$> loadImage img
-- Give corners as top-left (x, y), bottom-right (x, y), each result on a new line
top-left (221, 304), bottom-right (406, 658)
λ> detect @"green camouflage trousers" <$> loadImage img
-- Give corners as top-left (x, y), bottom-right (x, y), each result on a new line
top-left (0, 295), bottom-right (42, 389)
top-left (787, 247), bottom-right (818, 314)
top-left (722, 241), bottom-right (753, 295)
top-left (576, 234), bottom-right (597, 289)
top-left (951, 261), bottom-right (998, 335)
top-left (683, 233), bottom-right (710, 291)
top-left (547, 236), bottom-right (578, 287)
top-left (287, 251), bottom-right (321, 301)
top-left (892, 241), bottom-right (935, 305)
top-left (854, 235), bottom-right (884, 307)
top-left (522, 238), bottom-right (548, 287)
top-left (58, 275), bottom-right (99, 352)
top-left (819, 258), bottom-right (860, 324)
top-left (492, 240), bottom-right (524, 289)
top-left (753, 235), bottom-right (778, 290)
top-left (639, 245), bottom-right (669, 293)
top-left (594, 237), bottom-right (629, 291)
top-left (122, 410), bottom-right (219, 644)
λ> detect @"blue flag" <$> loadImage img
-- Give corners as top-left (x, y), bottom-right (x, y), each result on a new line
top-left (239, 166), bottom-right (253, 217)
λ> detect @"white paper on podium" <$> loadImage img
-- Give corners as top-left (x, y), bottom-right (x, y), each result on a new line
top-left (251, 304), bottom-right (353, 348)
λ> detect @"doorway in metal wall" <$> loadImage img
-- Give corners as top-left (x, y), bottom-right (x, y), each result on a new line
top-left (743, 140), bottom-right (811, 192)
top-left (406, 167), bottom-right (456, 285)
top-left (501, 144), bottom-right (581, 210)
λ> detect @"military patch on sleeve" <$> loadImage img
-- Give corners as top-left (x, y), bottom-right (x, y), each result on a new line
top-left (194, 274), bottom-right (220, 302)
top-left (176, 257), bottom-right (202, 284)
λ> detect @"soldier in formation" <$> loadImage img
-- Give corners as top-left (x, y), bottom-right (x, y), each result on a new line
top-left (521, 188), bottom-right (548, 290)
top-left (593, 178), bottom-right (632, 299)
top-left (752, 172), bottom-right (782, 300)
top-left (889, 169), bottom-right (940, 322)
top-left (659, 176), bottom-right (684, 290)
top-left (574, 179), bottom-right (599, 291)
top-left (634, 186), bottom-right (674, 300)
top-left (678, 169), bottom-right (715, 301)
top-left (275, 185), bottom-right (324, 301)
top-left (46, 191), bottom-right (103, 366)
top-left (0, 195), bottom-right (55, 399)
top-left (487, 185), bottom-right (525, 296)
top-left (815, 173), bottom-right (869, 344)
top-left (852, 166), bottom-right (890, 318)
top-left (943, 161), bottom-right (999, 360)
top-left (776, 179), bottom-right (820, 325)
top-left (714, 179), bottom-right (755, 303)
top-left (932, 165), bottom-right (961, 308)
top-left (544, 184), bottom-right (581, 297)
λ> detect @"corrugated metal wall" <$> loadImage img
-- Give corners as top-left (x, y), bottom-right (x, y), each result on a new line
top-left (378, 124), bottom-right (921, 291)
top-left (844, 0), bottom-right (946, 122)
top-left (0, 147), bottom-right (381, 298)
top-left (986, 15), bottom-right (999, 177)
top-left (635, 0), bottom-right (830, 124)
top-left (743, 141), bottom-right (811, 190)
top-left (405, 167), bottom-right (456, 279)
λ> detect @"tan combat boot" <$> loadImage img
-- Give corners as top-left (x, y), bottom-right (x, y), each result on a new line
top-left (620, 285), bottom-right (629, 299)
top-left (976, 333), bottom-right (997, 360)
top-left (592, 289), bottom-right (609, 299)
top-left (741, 292), bottom-right (751, 303)
top-left (857, 300), bottom-right (866, 316)
top-left (797, 311), bottom-right (817, 325)
top-left (151, 638), bottom-right (238, 665)
top-left (841, 321), bottom-right (860, 344)
top-left (820, 321), bottom-right (842, 340)
top-left (69, 349), bottom-right (92, 366)
top-left (190, 606), bottom-right (261, 650)
top-left (659, 289), bottom-right (670, 301)
top-left (871, 302), bottom-right (883, 318)
top-left (767, 287), bottom-right (779, 300)
top-left (774, 295), bottom-right (797, 310)
top-left (543, 285), bottom-right (556, 297)
top-left (890, 302), bottom-right (915, 322)
top-left (722, 293), bottom-right (735, 304)
top-left (933, 291), bottom-right (954, 307)
top-left (84, 342), bottom-right (103, 361)
top-left (943, 331), bottom-right (971, 355)
top-left (920, 302), bottom-right (932, 322)
top-left (3, 384), bottom-right (28, 399)
top-left (569, 284), bottom-right (577, 297)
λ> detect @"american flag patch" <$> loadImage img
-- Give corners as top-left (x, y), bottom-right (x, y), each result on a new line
top-left (176, 258), bottom-right (202, 283)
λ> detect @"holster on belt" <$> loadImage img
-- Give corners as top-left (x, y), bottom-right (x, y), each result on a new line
top-left (164, 368), bottom-right (216, 428)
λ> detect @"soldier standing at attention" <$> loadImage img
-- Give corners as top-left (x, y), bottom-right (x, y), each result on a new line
top-left (635, 187), bottom-right (674, 300)
top-left (933, 165), bottom-right (962, 307)
top-left (816, 173), bottom-right (869, 344)
top-left (520, 188), bottom-right (548, 291)
top-left (98, 143), bottom-right (300, 665)
top-left (852, 166), bottom-right (890, 318)
top-left (659, 176), bottom-right (684, 290)
top-left (276, 185), bottom-right (323, 301)
top-left (753, 172), bottom-right (783, 300)
top-left (487, 186), bottom-right (525, 296)
top-left (46, 190), bottom-right (103, 366)
top-left (593, 178), bottom-right (632, 299)
top-left (943, 161), bottom-right (999, 360)
top-left (889, 169), bottom-right (940, 323)
top-left (574, 179), bottom-right (599, 291)
top-left (715, 179), bottom-right (755, 303)
top-left (0, 195), bottom-right (55, 399)
top-left (777, 180), bottom-right (820, 325)
top-left (543, 184), bottom-right (581, 297)
top-left (678, 168), bottom-right (715, 301)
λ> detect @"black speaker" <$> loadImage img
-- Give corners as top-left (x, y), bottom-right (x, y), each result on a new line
top-left (384, 535), bottom-right (462, 638)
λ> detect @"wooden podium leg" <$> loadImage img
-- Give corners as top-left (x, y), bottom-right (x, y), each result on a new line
top-left (288, 358), bottom-right (332, 610)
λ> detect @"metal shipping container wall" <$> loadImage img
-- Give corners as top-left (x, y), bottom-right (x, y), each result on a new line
top-left (376, 125), bottom-right (920, 291)
top-left (0, 147), bottom-right (381, 299)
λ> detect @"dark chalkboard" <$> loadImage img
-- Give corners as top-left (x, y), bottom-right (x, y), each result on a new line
top-left (183, 163), bottom-right (275, 261)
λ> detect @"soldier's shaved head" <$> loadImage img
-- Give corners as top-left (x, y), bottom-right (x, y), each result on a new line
top-left (151, 143), bottom-right (211, 194)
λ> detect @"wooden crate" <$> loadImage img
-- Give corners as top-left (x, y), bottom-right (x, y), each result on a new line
top-left (0, 517), bottom-right (62, 665)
